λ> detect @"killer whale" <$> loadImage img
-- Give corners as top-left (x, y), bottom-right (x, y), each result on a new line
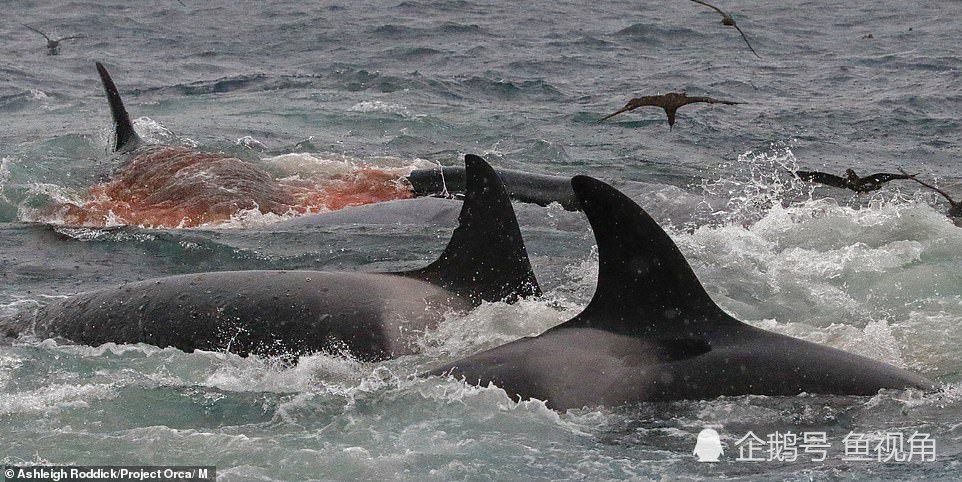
top-left (426, 176), bottom-right (933, 410)
top-left (25, 155), bottom-right (540, 360)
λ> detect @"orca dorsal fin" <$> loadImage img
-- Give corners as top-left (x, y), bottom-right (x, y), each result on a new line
top-left (401, 154), bottom-right (541, 304)
top-left (564, 175), bottom-right (738, 336)
top-left (95, 62), bottom-right (141, 153)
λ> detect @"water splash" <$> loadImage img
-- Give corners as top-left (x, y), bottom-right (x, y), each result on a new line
top-left (235, 135), bottom-right (267, 151)
top-left (418, 299), bottom-right (571, 358)
top-left (0, 382), bottom-right (116, 416)
top-left (0, 157), bottom-right (12, 199)
top-left (695, 144), bottom-right (809, 227)
top-left (695, 144), bottom-right (936, 230)
top-left (132, 117), bottom-right (195, 147)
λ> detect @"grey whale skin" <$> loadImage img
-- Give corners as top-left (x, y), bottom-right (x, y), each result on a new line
top-left (426, 176), bottom-right (934, 410)
top-left (408, 165), bottom-right (579, 211)
top-left (28, 155), bottom-right (541, 360)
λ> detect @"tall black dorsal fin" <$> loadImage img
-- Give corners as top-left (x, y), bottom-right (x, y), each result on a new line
top-left (564, 175), bottom-right (738, 336)
top-left (401, 154), bottom-right (541, 304)
top-left (95, 62), bottom-right (141, 153)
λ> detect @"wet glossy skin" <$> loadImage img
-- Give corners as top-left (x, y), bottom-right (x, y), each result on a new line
top-left (34, 270), bottom-right (471, 360)
top-left (425, 175), bottom-right (934, 410)
top-left (429, 320), bottom-right (933, 410)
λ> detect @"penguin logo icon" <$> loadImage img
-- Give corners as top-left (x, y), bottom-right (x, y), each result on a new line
top-left (693, 428), bottom-right (723, 462)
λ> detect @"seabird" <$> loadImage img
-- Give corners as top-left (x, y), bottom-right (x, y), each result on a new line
top-left (901, 169), bottom-right (962, 218)
top-left (794, 168), bottom-right (916, 193)
top-left (689, 0), bottom-right (761, 59)
top-left (599, 92), bottom-right (742, 129)
top-left (23, 24), bottom-right (84, 55)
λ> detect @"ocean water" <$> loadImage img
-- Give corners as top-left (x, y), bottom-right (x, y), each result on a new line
top-left (2, 0), bottom-right (962, 479)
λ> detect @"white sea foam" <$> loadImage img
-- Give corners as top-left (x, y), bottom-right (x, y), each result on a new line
top-left (132, 117), bottom-right (186, 146)
top-left (0, 383), bottom-right (116, 415)
top-left (28, 89), bottom-right (48, 100)
top-left (418, 299), bottom-right (572, 358)
top-left (236, 135), bottom-right (267, 150)
top-left (0, 157), bottom-right (12, 201)
top-left (349, 100), bottom-right (413, 117)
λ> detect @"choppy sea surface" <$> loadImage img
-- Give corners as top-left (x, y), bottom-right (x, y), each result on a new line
top-left (2, 0), bottom-right (961, 479)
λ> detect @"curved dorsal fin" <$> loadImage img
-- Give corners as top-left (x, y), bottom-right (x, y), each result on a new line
top-left (95, 62), bottom-right (141, 153)
top-left (401, 155), bottom-right (541, 304)
top-left (564, 175), bottom-right (738, 336)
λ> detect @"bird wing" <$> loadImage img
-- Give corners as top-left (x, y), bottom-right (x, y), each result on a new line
top-left (732, 23), bottom-right (762, 59)
top-left (861, 172), bottom-right (915, 184)
top-left (599, 105), bottom-right (635, 122)
top-left (795, 170), bottom-right (850, 189)
top-left (902, 170), bottom-right (958, 205)
top-left (23, 24), bottom-right (52, 42)
top-left (684, 96), bottom-right (742, 106)
top-left (55, 35), bottom-right (85, 42)
top-left (598, 97), bottom-right (657, 122)
top-left (689, 0), bottom-right (728, 17)
top-left (690, 0), bottom-right (762, 59)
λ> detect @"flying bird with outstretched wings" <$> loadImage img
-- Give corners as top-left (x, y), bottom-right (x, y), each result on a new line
top-left (599, 92), bottom-right (742, 129)
top-left (794, 168), bottom-right (916, 193)
top-left (23, 24), bottom-right (84, 55)
top-left (689, 0), bottom-right (761, 59)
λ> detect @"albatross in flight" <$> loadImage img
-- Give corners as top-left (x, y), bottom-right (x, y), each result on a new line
top-left (599, 92), bottom-right (742, 129)
top-left (689, 0), bottom-right (761, 59)
top-left (23, 24), bottom-right (84, 55)
top-left (794, 168), bottom-right (916, 193)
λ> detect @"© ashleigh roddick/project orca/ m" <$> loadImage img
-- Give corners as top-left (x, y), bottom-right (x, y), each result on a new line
top-left (21, 155), bottom-right (540, 361)
top-left (426, 176), bottom-right (934, 410)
